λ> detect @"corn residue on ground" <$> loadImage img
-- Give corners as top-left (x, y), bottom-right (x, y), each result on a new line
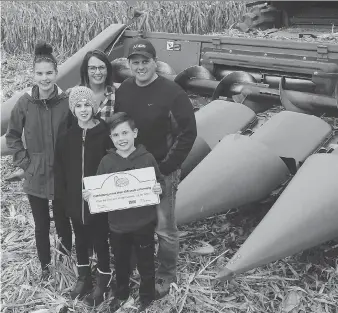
top-left (1, 153), bottom-right (338, 313)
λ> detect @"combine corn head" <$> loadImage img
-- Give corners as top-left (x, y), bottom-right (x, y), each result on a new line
top-left (1, 3), bottom-right (338, 280)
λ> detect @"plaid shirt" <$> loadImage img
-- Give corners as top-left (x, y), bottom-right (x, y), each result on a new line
top-left (95, 86), bottom-right (115, 121)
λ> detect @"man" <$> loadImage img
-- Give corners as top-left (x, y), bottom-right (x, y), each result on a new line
top-left (114, 38), bottom-right (197, 298)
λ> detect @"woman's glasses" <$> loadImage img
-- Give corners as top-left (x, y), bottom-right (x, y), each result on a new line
top-left (88, 65), bottom-right (107, 73)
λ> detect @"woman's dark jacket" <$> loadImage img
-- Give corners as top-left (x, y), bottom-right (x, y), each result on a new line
top-left (54, 119), bottom-right (112, 224)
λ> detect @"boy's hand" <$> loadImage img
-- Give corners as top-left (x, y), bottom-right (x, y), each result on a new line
top-left (82, 189), bottom-right (92, 202)
top-left (152, 183), bottom-right (162, 195)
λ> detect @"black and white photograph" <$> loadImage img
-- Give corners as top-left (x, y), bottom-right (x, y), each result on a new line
top-left (1, 1), bottom-right (338, 312)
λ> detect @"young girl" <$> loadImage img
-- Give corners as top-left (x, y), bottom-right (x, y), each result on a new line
top-left (54, 86), bottom-right (112, 307)
top-left (5, 42), bottom-right (73, 279)
top-left (79, 49), bottom-right (115, 120)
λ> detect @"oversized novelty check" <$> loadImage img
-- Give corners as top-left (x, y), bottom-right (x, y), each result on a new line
top-left (83, 167), bottom-right (160, 214)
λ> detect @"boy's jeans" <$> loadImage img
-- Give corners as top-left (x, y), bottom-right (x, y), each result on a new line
top-left (155, 169), bottom-right (181, 283)
top-left (110, 222), bottom-right (156, 303)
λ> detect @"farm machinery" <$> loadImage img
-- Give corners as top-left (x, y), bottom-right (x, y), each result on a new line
top-left (1, 1), bottom-right (338, 281)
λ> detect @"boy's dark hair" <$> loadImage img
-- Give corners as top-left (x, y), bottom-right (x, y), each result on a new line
top-left (80, 49), bottom-right (113, 88)
top-left (107, 112), bottom-right (136, 131)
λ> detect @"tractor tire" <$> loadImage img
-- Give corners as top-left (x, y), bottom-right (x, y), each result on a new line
top-left (236, 4), bottom-right (282, 32)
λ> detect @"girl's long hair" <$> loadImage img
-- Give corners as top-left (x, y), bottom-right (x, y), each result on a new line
top-left (80, 49), bottom-right (113, 88)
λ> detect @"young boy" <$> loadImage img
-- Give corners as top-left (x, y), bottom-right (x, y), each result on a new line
top-left (84, 112), bottom-right (164, 312)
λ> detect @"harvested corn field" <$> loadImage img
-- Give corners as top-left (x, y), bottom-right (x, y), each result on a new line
top-left (1, 1), bottom-right (338, 313)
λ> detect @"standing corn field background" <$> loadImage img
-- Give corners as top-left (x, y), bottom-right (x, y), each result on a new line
top-left (1, 1), bottom-right (338, 313)
top-left (1, 1), bottom-right (247, 56)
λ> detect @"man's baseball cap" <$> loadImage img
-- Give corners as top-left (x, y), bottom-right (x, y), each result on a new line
top-left (127, 38), bottom-right (156, 59)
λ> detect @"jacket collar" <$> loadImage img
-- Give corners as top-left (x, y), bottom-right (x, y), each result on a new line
top-left (27, 84), bottom-right (66, 106)
top-left (70, 118), bottom-right (107, 135)
top-left (107, 144), bottom-right (148, 160)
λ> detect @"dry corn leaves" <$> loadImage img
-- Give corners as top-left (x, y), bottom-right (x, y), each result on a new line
top-left (1, 54), bottom-right (338, 312)
top-left (210, 28), bottom-right (338, 44)
top-left (282, 290), bottom-right (302, 312)
top-left (190, 242), bottom-right (215, 256)
top-left (1, 1), bottom-right (248, 56)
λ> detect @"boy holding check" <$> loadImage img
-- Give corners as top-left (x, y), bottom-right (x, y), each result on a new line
top-left (83, 112), bottom-right (164, 312)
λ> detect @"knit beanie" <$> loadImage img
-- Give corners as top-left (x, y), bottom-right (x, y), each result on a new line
top-left (69, 86), bottom-right (99, 115)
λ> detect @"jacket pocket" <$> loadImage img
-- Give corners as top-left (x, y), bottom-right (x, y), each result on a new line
top-left (24, 153), bottom-right (44, 189)
top-left (25, 128), bottom-right (33, 140)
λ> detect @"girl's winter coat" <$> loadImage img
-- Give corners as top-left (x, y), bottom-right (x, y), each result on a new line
top-left (54, 119), bottom-right (112, 224)
top-left (5, 85), bottom-right (71, 199)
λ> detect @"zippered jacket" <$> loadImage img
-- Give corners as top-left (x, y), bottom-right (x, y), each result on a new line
top-left (54, 119), bottom-right (112, 224)
top-left (96, 144), bottom-right (165, 233)
top-left (5, 85), bottom-right (71, 199)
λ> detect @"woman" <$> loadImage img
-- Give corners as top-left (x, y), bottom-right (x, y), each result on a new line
top-left (79, 49), bottom-right (115, 120)
top-left (5, 42), bottom-right (73, 280)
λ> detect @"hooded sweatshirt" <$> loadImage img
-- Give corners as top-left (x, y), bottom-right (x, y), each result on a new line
top-left (96, 144), bottom-right (165, 233)
top-left (54, 119), bottom-right (112, 224)
top-left (5, 84), bottom-right (72, 199)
